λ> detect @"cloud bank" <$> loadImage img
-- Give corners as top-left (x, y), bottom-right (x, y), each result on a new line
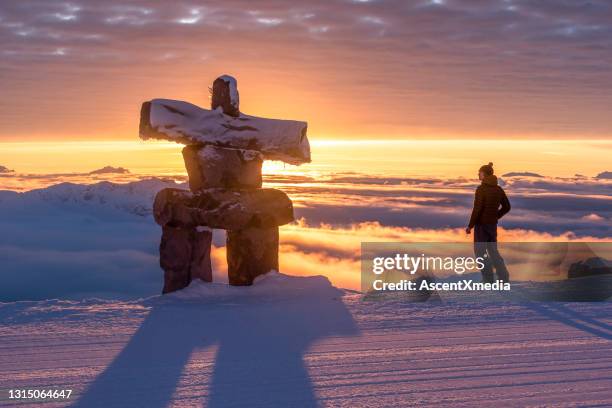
top-left (0, 170), bottom-right (610, 299)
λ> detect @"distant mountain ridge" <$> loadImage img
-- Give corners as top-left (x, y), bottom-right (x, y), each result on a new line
top-left (502, 172), bottom-right (543, 178)
top-left (568, 257), bottom-right (612, 279)
top-left (0, 178), bottom-right (181, 218)
top-left (89, 166), bottom-right (130, 175)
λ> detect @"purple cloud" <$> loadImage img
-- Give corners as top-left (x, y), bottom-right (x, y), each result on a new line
top-left (0, 0), bottom-right (611, 139)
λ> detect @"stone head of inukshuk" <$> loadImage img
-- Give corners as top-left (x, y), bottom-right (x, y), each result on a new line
top-left (139, 75), bottom-right (310, 293)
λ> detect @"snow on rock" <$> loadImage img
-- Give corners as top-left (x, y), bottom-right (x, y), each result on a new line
top-left (140, 98), bottom-right (310, 164)
top-left (218, 74), bottom-right (239, 109)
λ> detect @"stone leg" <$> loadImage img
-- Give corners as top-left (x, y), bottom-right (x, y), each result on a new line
top-left (190, 227), bottom-right (214, 283)
top-left (227, 227), bottom-right (279, 286)
top-left (160, 225), bottom-right (213, 294)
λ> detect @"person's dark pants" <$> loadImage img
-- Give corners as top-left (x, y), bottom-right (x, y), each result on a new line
top-left (474, 223), bottom-right (509, 283)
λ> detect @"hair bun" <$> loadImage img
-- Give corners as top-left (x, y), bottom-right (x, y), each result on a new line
top-left (488, 162), bottom-right (493, 166)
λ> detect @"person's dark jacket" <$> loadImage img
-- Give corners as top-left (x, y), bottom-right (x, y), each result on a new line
top-left (468, 175), bottom-right (510, 228)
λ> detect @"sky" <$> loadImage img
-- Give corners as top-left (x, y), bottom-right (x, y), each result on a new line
top-left (1, 0), bottom-right (612, 140)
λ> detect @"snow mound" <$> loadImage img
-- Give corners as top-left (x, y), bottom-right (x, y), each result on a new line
top-left (161, 271), bottom-right (345, 303)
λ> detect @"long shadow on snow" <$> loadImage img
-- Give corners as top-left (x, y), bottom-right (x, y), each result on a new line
top-left (527, 302), bottom-right (612, 341)
top-left (73, 275), bottom-right (358, 408)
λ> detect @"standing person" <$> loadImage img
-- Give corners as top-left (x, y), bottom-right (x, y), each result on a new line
top-left (466, 162), bottom-right (511, 283)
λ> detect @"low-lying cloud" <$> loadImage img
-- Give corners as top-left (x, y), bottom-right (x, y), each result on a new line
top-left (0, 171), bottom-right (609, 299)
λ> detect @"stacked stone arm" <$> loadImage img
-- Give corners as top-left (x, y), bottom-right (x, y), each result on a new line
top-left (140, 99), bottom-right (310, 165)
top-left (154, 188), bottom-right (294, 230)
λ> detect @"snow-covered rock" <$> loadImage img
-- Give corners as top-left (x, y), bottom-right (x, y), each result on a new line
top-left (211, 75), bottom-right (240, 117)
top-left (140, 98), bottom-right (310, 164)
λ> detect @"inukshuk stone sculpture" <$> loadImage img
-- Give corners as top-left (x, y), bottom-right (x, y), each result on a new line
top-left (139, 75), bottom-right (310, 293)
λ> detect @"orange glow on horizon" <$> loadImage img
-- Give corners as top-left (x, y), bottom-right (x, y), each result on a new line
top-left (0, 139), bottom-right (611, 182)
